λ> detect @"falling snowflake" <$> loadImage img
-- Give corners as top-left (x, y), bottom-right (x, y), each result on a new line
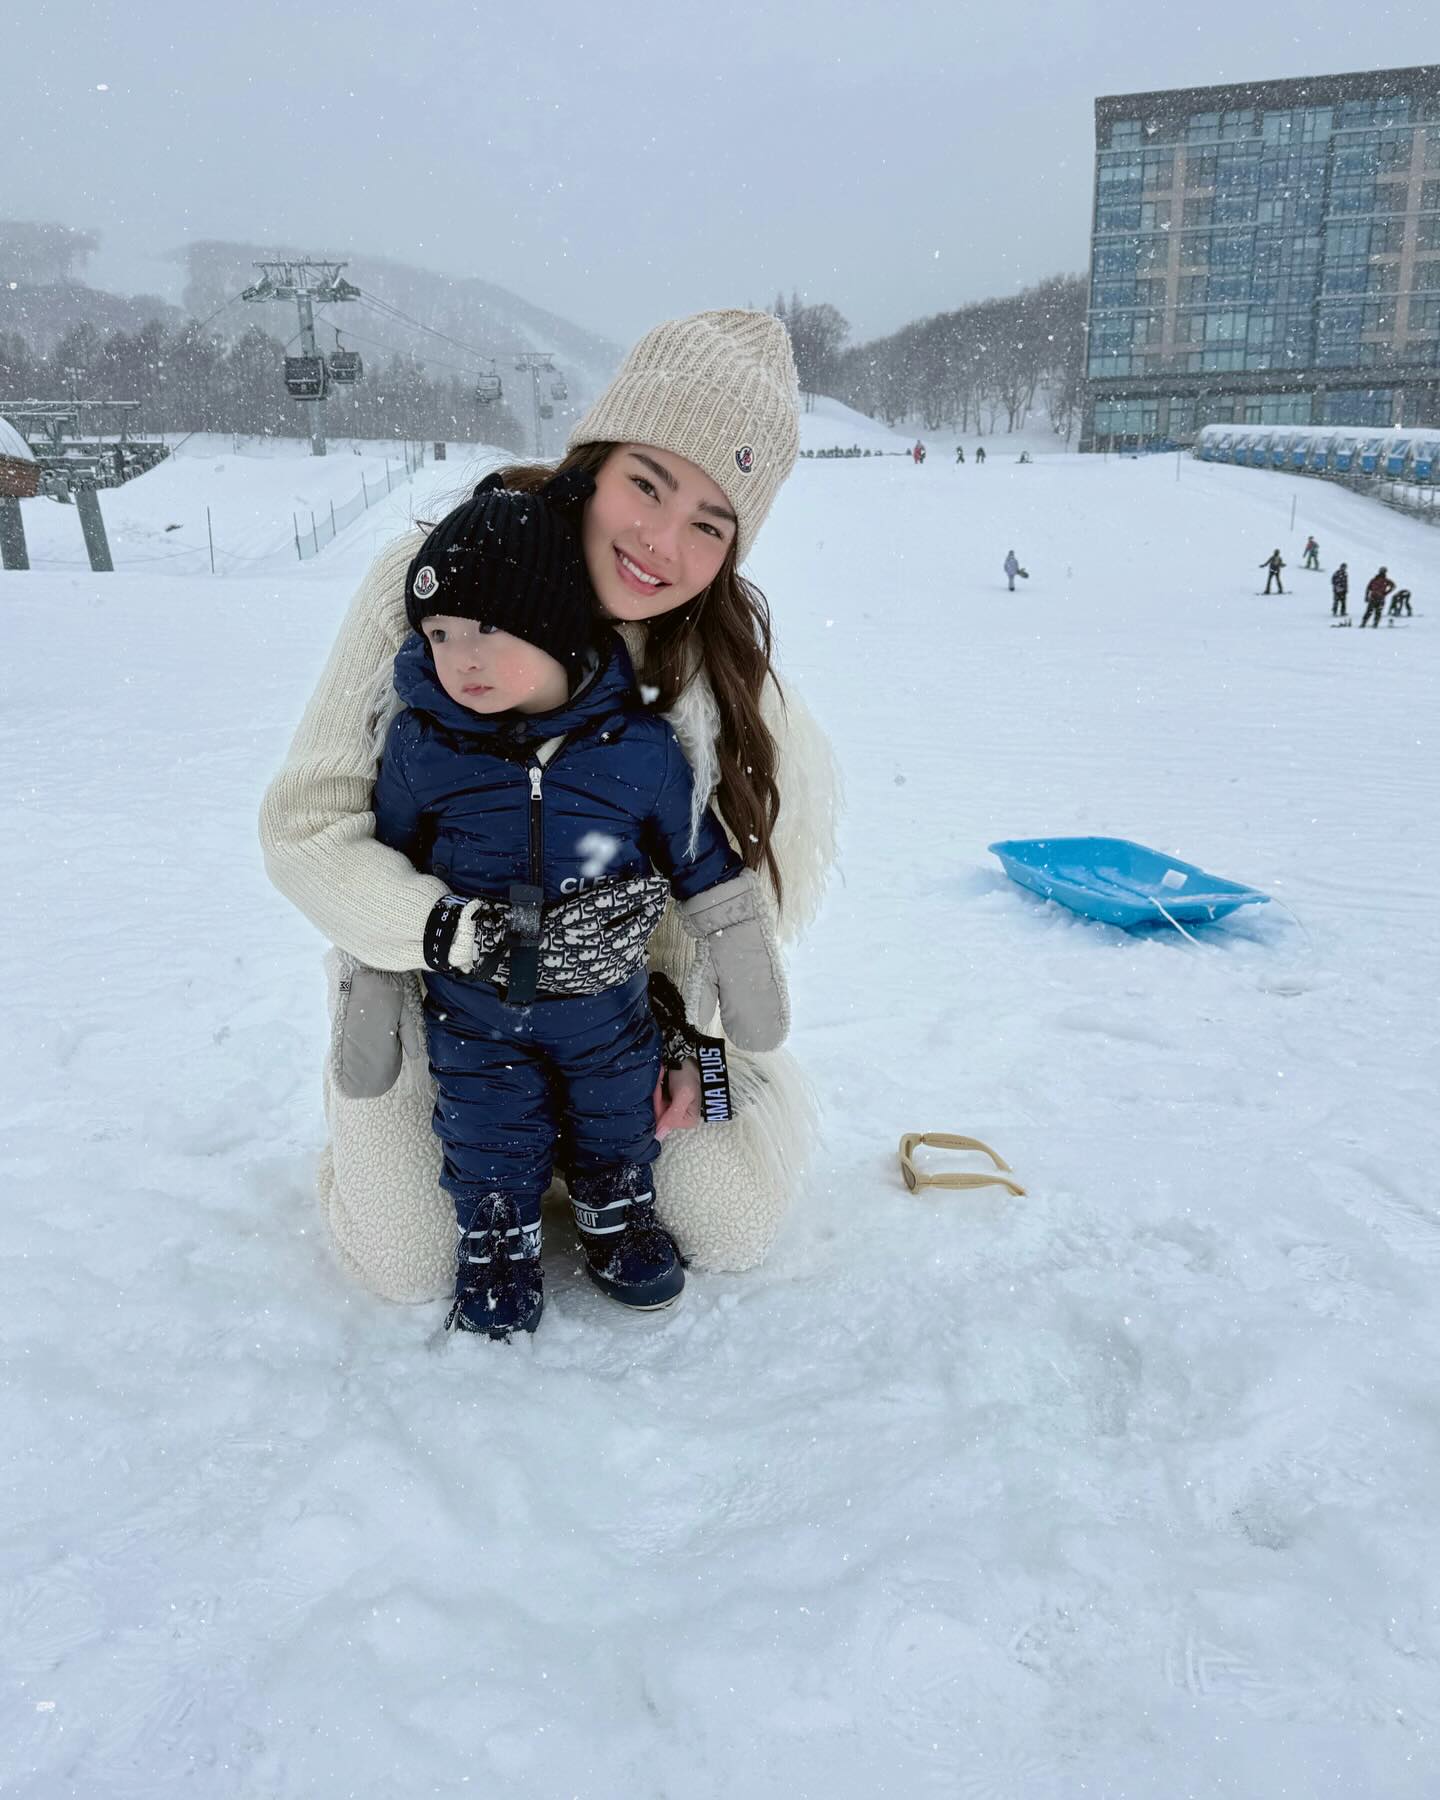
top-left (578, 832), bottom-right (621, 878)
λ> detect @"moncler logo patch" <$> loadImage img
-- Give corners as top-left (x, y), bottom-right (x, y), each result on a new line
top-left (412, 564), bottom-right (439, 601)
top-left (734, 445), bottom-right (755, 475)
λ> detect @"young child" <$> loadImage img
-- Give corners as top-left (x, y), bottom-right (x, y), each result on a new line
top-left (371, 472), bottom-right (787, 1340)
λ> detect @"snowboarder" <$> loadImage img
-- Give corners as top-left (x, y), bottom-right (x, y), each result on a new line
top-left (1302, 535), bottom-right (1320, 570)
top-left (1004, 550), bottom-right (1028, 592)
top-left (370, 475), bottom-right (787, 1338)
top-left (955, 445), bottom-right (965, 465)
top-left (1388, 587), bottom-right (1413, 619)
top-left (912, 440), bottom-right (926, 465)
top-left (1261, 549), bottom-right (1285, 594)
top-left (1360, 567), bottom-right (1395, 628)
top-left (1331, 563), bottom-right (1349, 622)
top-left (1017, 451), bottom-right (1032, 464)
top-left (975, 445), bottom-right (987, 465)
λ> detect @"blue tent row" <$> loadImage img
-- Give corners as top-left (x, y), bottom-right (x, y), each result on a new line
top-left (1196, 423), bottom-right (1440, 482)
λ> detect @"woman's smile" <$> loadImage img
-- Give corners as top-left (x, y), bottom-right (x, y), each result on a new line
top-left (614, 546), bottom-right (670, 592)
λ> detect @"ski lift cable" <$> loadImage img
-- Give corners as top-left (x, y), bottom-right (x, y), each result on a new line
top-left (350, 291), bottom-right (508, 358)
top-left (189, 290), bottom-right (253, 334)
top-left (344, 291), bottom-right (535, 366)
top-left (358, 302), bottom-right (514, 367)
top-left (312, 319), bottom-right (487, 381)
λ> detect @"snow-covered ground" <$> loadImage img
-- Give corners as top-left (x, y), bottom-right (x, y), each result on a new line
top-left (10, 434), bottom-right (441, 575)
top-left (799, 391), bottom-right (1073, 459)
top-left (2, 431), bottom-right (1438, 1798)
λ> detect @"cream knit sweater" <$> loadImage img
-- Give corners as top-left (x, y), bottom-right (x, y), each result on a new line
top-left (260, 528), bottom-right (839, 1297)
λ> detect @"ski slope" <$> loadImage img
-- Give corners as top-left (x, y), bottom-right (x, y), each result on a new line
top-left (2, 432), bottom-right (1438, 1798)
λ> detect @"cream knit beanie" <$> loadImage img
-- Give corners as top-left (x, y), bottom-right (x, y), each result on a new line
top-left (568, 310), bottom-right (800, 562)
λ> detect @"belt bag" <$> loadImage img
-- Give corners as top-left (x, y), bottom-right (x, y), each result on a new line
top-left (467, 874), bottom-right (672, 998)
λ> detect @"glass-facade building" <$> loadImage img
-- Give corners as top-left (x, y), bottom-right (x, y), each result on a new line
top-left (1081, 67), bottom-right (1440, 450)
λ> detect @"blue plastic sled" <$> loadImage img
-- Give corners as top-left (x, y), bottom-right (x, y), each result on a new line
top-left (988, 836), bottom-right (1269, 930)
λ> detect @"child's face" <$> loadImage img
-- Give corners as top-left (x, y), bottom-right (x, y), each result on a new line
top-left (421, 616), bottom-right (571, 715)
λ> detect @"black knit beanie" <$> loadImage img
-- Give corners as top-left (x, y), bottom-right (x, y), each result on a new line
top-left (404, 468), bottom-right (598, 677)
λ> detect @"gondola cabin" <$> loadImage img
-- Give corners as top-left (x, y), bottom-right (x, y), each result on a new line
top-left (284, 356), bottom-right (329, 400)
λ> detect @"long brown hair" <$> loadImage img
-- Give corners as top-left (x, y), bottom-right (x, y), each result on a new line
top-left (492, 442), bottom-right (786, 907)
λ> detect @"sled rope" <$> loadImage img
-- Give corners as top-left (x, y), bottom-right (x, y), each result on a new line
top-left (1147, 893), bottom-right (1207, 947)
top-left (898, 1132), bottom-right (1026, 1197)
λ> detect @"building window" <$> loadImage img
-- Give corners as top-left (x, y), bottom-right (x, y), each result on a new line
top-left (1325, 222), bottom-right (1371, 258)
top-left (1423, 180), bottom-right (1440, 212)
top-left (1242, 395), bottom-right (1312, 424)
top-left (1413, 259), bottom-right (1440, 291)
top-left (1110, 120), bottom-right (1142, 148)
top-left (1418, 217), bottom-right (1440, 251)
top-left (1092, 400), bottom-right (1160, 437)
top-left (1092, 281), bottom-right (1138, 309)
top-left (1096, 203), bottom-right (1141, 233)
top-left (1184, 152), bottom-right (1217, 189)
top-left (1321, 389), bottom-right (1396, 426)
top-left (1094, 243), bottom-right (1139, 277)
top-left (1408, 295), bottom-right (1440, 333)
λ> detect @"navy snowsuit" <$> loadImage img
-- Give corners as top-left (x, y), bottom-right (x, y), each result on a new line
top-left (373, 631), bottom-right (742, 1225)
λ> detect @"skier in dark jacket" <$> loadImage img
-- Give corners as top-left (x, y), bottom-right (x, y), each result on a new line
top-left (975, 445), bottom-right (986, 465)
top-left (372, 475), bottom-right (786, 1338)
top-left (1331, 563), bottom-right (1349, 620)
top-left (955, 445), bottom-right (965, 465)
top-left (1360, 567), bottom-right (1395, 628)
top-left (1388, 587), bottom-right (1412, 618)
top-left (1261, 549), bottom-right (1285, 594)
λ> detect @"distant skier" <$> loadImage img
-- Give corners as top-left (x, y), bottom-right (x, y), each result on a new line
top-left (1261, 548), bottom-right (1285, 594)
top-left (1017, 451), bottom-right (1032, 464)
top-left (1302, 535), bottom-right (1320, 570)
top-left (955, 445), bottom-right (965, 465)
top-left (1004, 549), bottom-right (1029, 592)
top-left (975, 445), bottom-right (987, 465)
top-left (1360, 567), bottom-right (1395, 628)
top-left (1330, 563), bottom-right (1349, 621)
top-left (1388, 587), bottom-right (1413, 619)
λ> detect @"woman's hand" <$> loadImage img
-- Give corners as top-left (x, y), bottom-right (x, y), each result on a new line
top-left (653, 1058), bottom-right (703, 1140)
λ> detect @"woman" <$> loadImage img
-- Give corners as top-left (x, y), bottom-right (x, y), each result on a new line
top-left (260, 310), bottom-right (838, 1303)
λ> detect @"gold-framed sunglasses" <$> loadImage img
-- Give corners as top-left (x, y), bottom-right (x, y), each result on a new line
top-left (898, 1132), bottom-right (1026, 1197)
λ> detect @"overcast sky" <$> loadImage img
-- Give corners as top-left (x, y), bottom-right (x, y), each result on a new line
top-left (5, 2), bottom-right (1436, 349)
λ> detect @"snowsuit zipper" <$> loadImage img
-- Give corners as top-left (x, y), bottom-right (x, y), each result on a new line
top-left (528, 763), bottom-right (544, 887)
top-left (505, 759), bottom-right (548, 1004)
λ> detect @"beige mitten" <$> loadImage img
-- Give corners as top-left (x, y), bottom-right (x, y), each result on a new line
top-left (332, 955), bottom-right (408, 1099)
top-left (678, 872), bottom-right (789, 1052)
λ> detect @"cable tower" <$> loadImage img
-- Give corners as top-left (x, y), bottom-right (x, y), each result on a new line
top-left (241, 259), bottom-right (360, 456)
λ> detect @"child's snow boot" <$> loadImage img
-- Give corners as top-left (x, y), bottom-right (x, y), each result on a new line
top-left (570, 1162), bottom-right (685, 1311)
top-left (445, 1191), bottom-right (544, 1339)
